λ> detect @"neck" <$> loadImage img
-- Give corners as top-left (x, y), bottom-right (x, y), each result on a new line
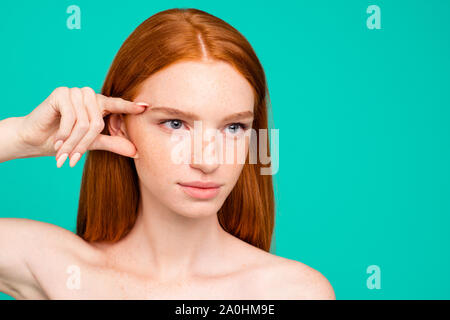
top-left (113, 184), bottom-right (231, 283)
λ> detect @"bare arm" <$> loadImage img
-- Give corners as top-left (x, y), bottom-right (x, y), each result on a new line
top-left (0, 117), bottom-right (42, 163)
top-left (0, 118), bottom-right (47, 297)
top-left (0, 87), bottom-right (148, 298)
top-left (0, 218), bottom-right (104, 299)
top-left (0, 218), bottom-right (49, 298)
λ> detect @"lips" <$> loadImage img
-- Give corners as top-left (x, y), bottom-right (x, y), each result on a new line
top-left (177, 181), bottom-right (223, 199)
top-left (178, 181), bottom-right (223, 188)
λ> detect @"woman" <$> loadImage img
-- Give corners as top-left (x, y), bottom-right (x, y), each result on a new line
top-left (0, 8), bottom-right (334, 299)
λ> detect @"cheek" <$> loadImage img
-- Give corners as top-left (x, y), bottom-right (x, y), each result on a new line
top-left (127, 121), bottom-right (182, 181)
top-left (137, 135), bottom-right (182, 178)
top-left (220, 162), bottom-right (245, 196)
top-left (220, 135), bottom-right (250, 166)
top-left (220, 136), bottom-right (249, 187)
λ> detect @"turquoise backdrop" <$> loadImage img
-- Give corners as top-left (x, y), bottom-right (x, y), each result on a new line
top-left (1, 0), bottom-right (449, 299)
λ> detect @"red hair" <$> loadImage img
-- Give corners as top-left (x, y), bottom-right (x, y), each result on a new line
top-left (76, 8), bottom-right (276, 252)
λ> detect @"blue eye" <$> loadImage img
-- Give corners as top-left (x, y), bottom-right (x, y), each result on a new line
top-left (159, 120), bottom-right (248, 135)
top-left (160, 119), bottom-right (185, 130)
top-left (225, 123), bottom-right (247, 135)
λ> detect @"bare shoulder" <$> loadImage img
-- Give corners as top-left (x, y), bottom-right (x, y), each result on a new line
top-left (271, 255), bottom-right (335, 300)
top-left (0, 218), bottom-right (100, 299)
top-left (231, 240), bottom-right (335, 300)
top-left (0, 218), bottom-right (97, 258)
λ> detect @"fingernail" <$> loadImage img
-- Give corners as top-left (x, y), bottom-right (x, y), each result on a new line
top-left (132, 152), bottom-right (139, 159)
top-left (54, 140), bottom-right (63, 151)
top-left (135, 102), bottom-right (149, 107)
top-left (56, 153), bottom-right (68, 168)
top-left (69, 152), bottom-right (81, 167)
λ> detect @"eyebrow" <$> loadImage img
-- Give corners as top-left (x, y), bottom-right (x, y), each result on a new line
top-left (147, 106), bottom-right (254, 122)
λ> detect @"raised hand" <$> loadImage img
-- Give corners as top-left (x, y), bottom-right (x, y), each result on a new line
top-left (19, 87), bottom-right (149, 167)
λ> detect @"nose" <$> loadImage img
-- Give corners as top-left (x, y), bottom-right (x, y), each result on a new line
top-left (189, 126), bottom-right (221, 174)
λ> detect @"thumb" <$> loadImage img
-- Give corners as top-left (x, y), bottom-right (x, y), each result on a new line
top-left (88, 134), bottom-right (139, 158)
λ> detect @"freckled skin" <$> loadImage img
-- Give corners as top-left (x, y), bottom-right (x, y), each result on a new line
top-left (0, 60), bottom-right (335, 300)
top-left (123, 60), bottom-right (254, 219)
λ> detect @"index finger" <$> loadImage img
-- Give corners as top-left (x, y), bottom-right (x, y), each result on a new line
top-left (96, 94), bottom-right (149, 116)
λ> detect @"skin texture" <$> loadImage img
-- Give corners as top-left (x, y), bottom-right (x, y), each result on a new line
top-left (0, 60), bottom-right (335, 299)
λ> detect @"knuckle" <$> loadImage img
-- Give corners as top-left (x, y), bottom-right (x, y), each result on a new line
top-left (81, 87), bottom-right (95, 96)
top-left (96, 95), bottom-right (106, 113)
top-left (52, 86), bottom-right (69, 98)
top-left (56, 86), bottom-right (69, 93)
top-left (77, 121), bottom-right (90, 132)
top-left (70, 87), bottom-right (82, 97)
top-left (68, 110), bottom-right (76, 121)
top-left (115, 97), bottom-right (125, 104)
top-left (62, 111), bottom-right (76, 125)
top-left (92, 120), bottom-right (105, 131)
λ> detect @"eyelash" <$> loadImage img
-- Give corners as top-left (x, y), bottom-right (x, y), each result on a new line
top-left (159, 119), bottom-right (248, 135)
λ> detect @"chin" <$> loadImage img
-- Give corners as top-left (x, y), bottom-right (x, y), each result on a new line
top-left (171, 203), bottom-right (222, 219)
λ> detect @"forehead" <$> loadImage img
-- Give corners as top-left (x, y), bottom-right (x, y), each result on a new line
top-left (134, 60), bottom-right (255, 114)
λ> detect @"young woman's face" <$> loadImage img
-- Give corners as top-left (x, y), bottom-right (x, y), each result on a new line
top-left (123, 60), bottom-right (255, 218)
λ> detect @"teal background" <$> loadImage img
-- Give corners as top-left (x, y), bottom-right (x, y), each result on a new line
top-left (1, 0), bottom-right (449, 299)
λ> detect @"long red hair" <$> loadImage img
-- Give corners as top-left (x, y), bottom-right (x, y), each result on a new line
top-left (76, 8), bottom-right (276, 252)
